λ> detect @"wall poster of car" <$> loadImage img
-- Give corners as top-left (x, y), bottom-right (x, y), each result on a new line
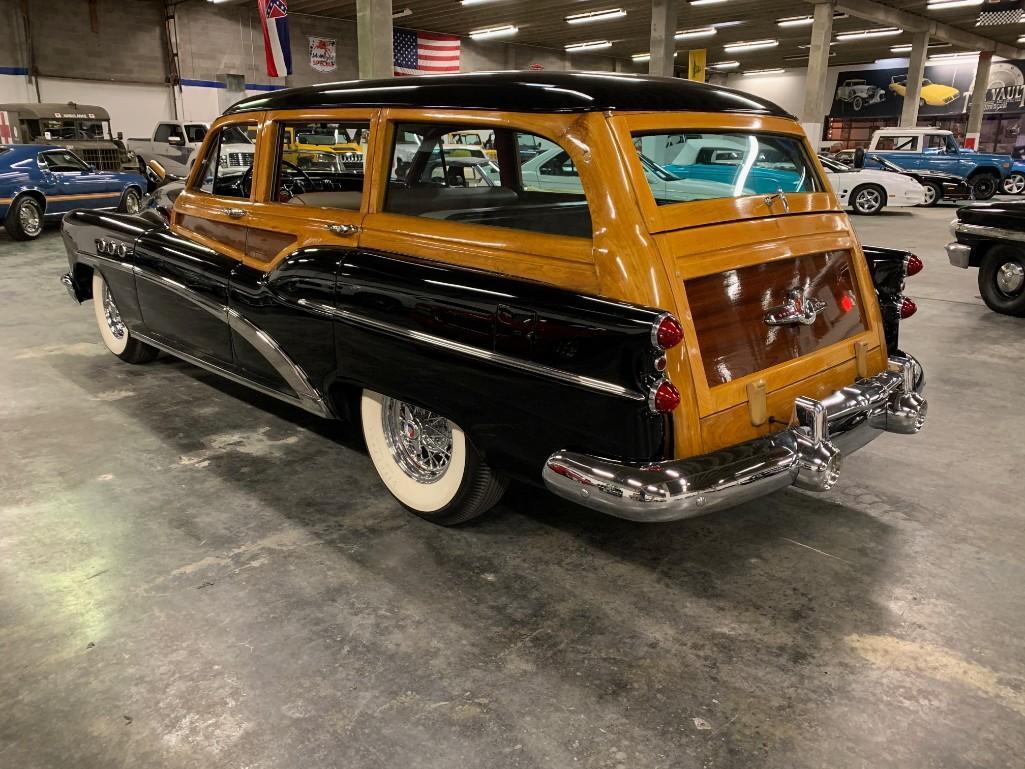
top-left (829, 58), bottom-right (1025, 119)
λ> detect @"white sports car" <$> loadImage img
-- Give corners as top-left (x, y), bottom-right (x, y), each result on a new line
top-left (818, 154), bottom-right (925, 215)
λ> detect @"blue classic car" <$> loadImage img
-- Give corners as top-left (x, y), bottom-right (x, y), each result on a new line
top-left (0, 144), bottom-right (147, 240)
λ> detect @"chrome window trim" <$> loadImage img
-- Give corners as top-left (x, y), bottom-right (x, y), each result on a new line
top-left (296, 298), bottom-right (647, 402)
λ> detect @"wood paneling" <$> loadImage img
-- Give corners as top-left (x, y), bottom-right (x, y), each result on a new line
top-left (685, 250), bottom-right (867, 386)
top-left (179, 214), bottom-right (247, 252)
top-left (246, 227), bottom-right (298, 265)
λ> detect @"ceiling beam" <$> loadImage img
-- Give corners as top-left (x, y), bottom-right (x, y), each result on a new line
top-left (807, 0), bottom-right (1025, 59)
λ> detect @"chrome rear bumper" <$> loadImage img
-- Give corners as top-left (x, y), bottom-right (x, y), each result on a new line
top-left (543, 355), bottom-right (926, 522)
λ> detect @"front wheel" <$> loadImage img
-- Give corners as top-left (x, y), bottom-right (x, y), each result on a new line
top-left (4, 195), bottom-right (44, 240)
top-left (850, 185), bottom-right (885, 215)
top-left (1001, 173), bottom-right (1025, 195)
top-left (979, 246), bottom-right (1025, 316)
top-left (970, 174), bottom-right (998, 201)
top-left (852, 96), bottom-right (864, 111)
top-left (360, 390), bottom-right (507, 525)
top-left (92, 272), bottom-right (158, 363)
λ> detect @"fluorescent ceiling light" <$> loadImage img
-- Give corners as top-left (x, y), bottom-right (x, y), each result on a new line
top-left (565, 8), bottom-right (626, 24)
top-left (927, 0), bottom-right (983, 8)
top-left (713, 20), bottom-right (745, 28)
top-left (632, 51), bottom-right (679, 61)
top-left (689, 0), bottom-right (728, 6)
top-left (890, 42), bottom-right (951, 52)
top-left (776, 12), bottom-right (847, 27)
top-left (469, 24), bottom-right (518, 39)
top-left (836, 27), bottom-right (902, 41)
top-left (675, 27), bottom-right (717, 39)
top-left (744, 68), bottom-right (784, 76)
top-left (565, 40), bottom-right (613, 51)
top-left (723, 39), bottom-right (779, 52)
top-left (460, 0), bottom-right (502, 5)
top-left (928, 51), bottom-right (980, 60)
top-left (707, 60), bottom-right (740, 69)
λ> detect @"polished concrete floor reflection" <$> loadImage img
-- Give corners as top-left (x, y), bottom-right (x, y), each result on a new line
top-left (1, 201), bottom-right (1023, 769)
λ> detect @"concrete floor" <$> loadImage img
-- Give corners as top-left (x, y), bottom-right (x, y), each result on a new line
top-left (1, 201), bottom-right (1023, 769)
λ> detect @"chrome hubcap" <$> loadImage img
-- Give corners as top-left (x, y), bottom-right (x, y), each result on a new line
top-left (101, 282), bottom-right (126, 339)
top-left (381, 397), bottom-right (453, 483)
top-left (125, 192), bottom-right (140, 214)
top-left (19, 201), bottom-right (41, 236)
top-left (857, 189), bottom-right (881, 211)
top-left (996, 261), bottom-right (1025, 295)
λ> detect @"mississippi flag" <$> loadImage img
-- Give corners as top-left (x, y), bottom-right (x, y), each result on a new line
top-left (393, 28), bottom-right (460, 76)
top-left (258, 0), bottom-right (292, 78)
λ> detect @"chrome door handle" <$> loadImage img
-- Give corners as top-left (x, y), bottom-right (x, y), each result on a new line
top-left (327, 223), bottom-right (359, 236)
top-left (222, 208), bottom-right (247, 219)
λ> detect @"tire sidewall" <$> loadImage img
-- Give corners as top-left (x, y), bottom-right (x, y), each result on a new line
top-left (921, 182), bottom-right (940, 206)
top-left (7, 195), bottom-right (44, 239)
top-left (120, 187), bottom-right (141, 214)
top-left (361, 390), bottom-right (469, 514)
top-left (92, 272), bottom-right (130, 356)
top-left (979, 247), bottom-right (1025, 316)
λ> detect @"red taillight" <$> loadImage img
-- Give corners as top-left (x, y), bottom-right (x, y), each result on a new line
top-left (906, 254), bottom-right (923, 277)
top-left (650, 380), bottom-right (681, 412)
top-left (653, 314), bottom-right (684, 350)
top-left (899, 297), bottom-right (918, 319)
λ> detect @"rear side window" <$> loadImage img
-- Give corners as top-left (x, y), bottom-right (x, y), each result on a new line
top-left (385, 122), bottom-right (592, 239)
top-left (40, 150), bottom-right (90, 172)
top-left (630, 131), bottom-right (821, 205)
top-left (875, 135), bottom-right (917, 151)
top-left (186, 124), bottom-right (207, 142)
top-left (274, 120), bottom-right (370, 210)
top-left (193, 122), bottom-right (257, 199)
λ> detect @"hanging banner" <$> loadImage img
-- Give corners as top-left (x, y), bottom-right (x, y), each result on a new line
top-left (309, 36), bottom-right (336, 72)
top-left (258, 0), bottom-right (292, 78)
top-left (688, 49), bottom-right (706, 82)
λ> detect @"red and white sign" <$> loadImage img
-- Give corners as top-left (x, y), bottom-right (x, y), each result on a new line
top-left (309, 37), bottom-right (336, 72)
top-left (0, 111), bottom-right (14, 144)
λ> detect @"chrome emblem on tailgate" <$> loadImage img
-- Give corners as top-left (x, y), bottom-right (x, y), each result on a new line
top-left (764, 289), bottom-right (827, 326)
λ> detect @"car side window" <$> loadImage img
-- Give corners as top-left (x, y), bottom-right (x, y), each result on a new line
top-left (876, 135), bottom-right (917, 151)
top-left (193, 122), bottom-right (257, 199)
top-left (385, 122), bottom-right (592, 239)
top-left (41, 150), bottom-right (90, 172)
top-left (273, 120), bottom-right (370, 210)
top-left (154, 124), bottom-right (172, 142)
top-left (186, 124), bottom-right (208, 143)
top-left (926, 134), bottom-right (948, 152)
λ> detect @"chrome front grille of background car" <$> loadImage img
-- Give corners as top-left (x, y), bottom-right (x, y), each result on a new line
top-left (225, 152), bottom-right (255, 167)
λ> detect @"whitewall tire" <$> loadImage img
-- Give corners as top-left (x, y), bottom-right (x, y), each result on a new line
top-left (92, 272), bottom-right (157, 363)
top-left (360, 390), bottom-right (507, 525)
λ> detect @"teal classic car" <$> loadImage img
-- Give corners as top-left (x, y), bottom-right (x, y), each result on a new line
top-left (0, 144), bottom-right (146, 240)
top-left (660, 135), bottom-right (809, 195)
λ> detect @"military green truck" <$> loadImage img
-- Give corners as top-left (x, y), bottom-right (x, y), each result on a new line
top-left (0, 102), bottom-right (137, 172)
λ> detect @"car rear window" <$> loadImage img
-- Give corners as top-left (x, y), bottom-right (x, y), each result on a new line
top-left (630, 131), bottom-right (822, 206)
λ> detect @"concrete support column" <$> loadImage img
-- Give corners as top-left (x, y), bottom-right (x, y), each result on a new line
top-left (800, 1), bottom-right (835, 149)
top-left (965, 51), bottom-right (993, 149)
top-left (900, 29), bottom-right (930, 127)
top-left (648, 0), bottom-right (676, 77)
top-left (356, 0), bottom-right (393, 80)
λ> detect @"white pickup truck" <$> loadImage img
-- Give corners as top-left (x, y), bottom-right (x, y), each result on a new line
top-left (128, 121), bottom-right (209, 176)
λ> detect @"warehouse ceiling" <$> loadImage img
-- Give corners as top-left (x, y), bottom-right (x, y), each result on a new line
top-left (281, 0), bottom-right (1025, 72)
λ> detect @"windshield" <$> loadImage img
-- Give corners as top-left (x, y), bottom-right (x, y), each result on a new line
top-left (35, 118), bottom-right (112, 141)
top-left (632, 131), bottom-right (821, 205)
top-left (818, 155), bottom-right (850, 173)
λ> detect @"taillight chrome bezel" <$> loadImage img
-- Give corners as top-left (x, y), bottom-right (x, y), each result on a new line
top-left (904, 253), bottom-right (923, 277)
top-left (651, 312), bottom-right (684, 351)
top-left (648, 377), bottom-right (681, 413)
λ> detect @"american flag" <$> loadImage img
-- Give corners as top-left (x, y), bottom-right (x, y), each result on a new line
top-left (393, 28), bottom-right (460, 76)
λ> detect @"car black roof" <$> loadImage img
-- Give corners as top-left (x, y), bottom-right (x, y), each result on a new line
top-left (225, 71), bottom-right (792, 118)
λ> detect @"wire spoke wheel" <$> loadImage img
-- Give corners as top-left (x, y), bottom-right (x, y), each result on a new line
top-left (381, 397), bottom-right (454, 484)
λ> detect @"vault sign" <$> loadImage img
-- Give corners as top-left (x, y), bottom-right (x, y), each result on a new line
top-left (984, 61), bottom-right (1025, 112)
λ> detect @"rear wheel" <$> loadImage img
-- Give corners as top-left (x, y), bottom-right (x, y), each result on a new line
top-left (360, 390), bottom-right (507, 525)
top-left (92, 272), bottom-right (158, 362)
top-left (920, 181), bottom-right (941, 207)
top-left (118, 187), bottom-right (142, 214)
top-left (979, 246), bottom-right (1025, 316)
top-left (850, 184), bottom-right (885, 215)
top-left (1001, 172), bottom-right (1025, 195)
top-left (4, 195), bottom-right (44, 240)
top-left (970, 173), bottom-right (998, 201)
top-left (852, 96), bottom-right (864, 111)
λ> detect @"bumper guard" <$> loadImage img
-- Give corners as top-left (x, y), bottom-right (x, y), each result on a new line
top-left (543, 354), bottom-right (927, 522)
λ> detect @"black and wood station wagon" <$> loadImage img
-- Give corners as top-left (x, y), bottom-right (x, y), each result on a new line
top-left (59, 72), bottom-right (928, 525)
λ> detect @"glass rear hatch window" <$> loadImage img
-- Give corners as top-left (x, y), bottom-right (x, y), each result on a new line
top-left (631, 131), bottom-right (822, 206)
